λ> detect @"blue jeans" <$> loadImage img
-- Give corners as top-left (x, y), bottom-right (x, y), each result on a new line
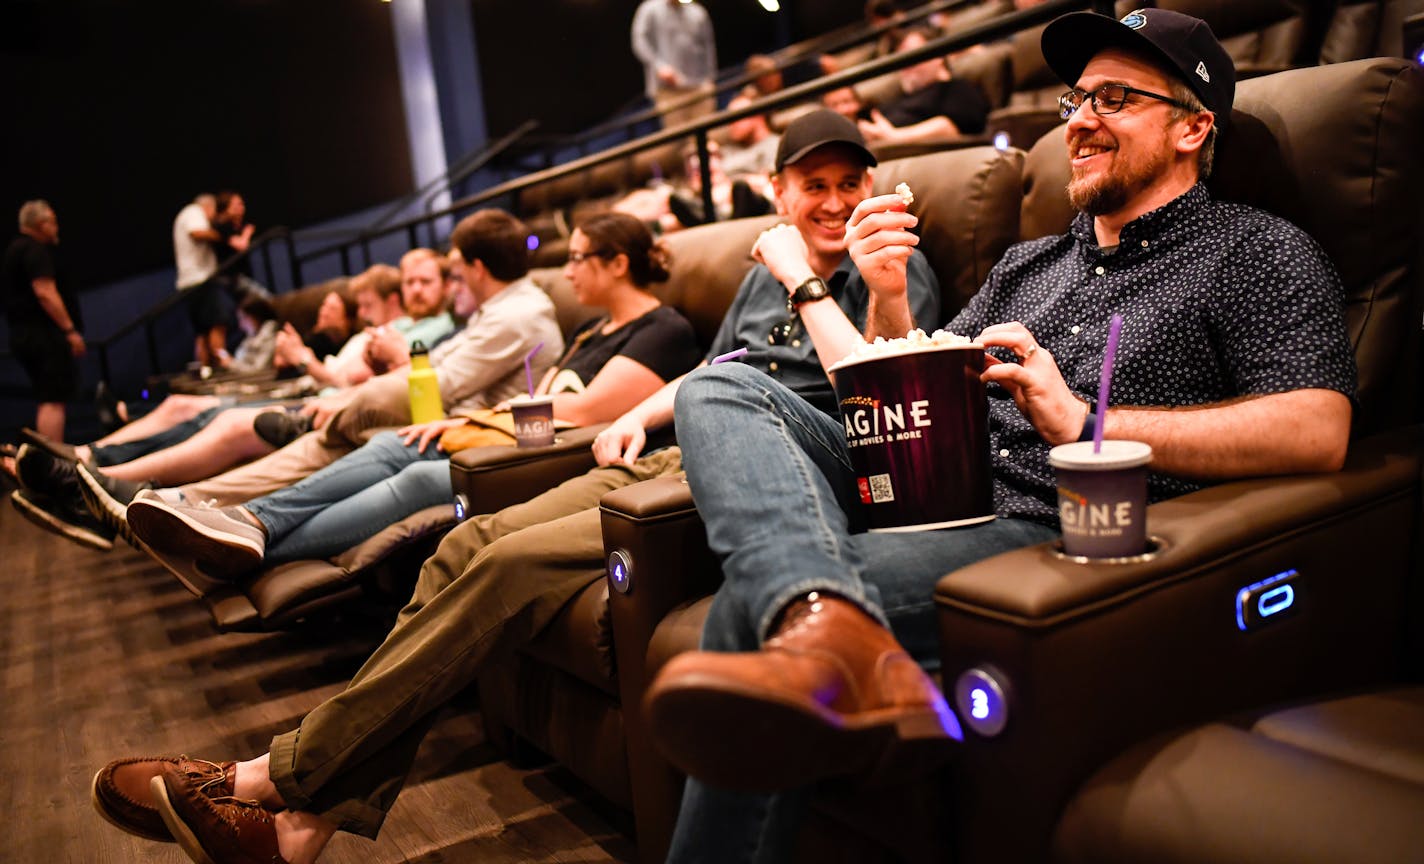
top-left (244, 430), bottom-right (452, 563)
top-left (665, 363), bottom-right (1056, 864)
top-left (91, 407), bottom-right (222, 466)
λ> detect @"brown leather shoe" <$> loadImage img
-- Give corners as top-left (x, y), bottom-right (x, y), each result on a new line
top-left (91, 756), bottom-right (235, 842)
top-left (645, 593), bottom-right (959, 791)
top-left (151, 765), bottom-right (288, 864)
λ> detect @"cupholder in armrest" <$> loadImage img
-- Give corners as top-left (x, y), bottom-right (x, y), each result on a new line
top-left (1048, 535), bottom-right (1169, 566)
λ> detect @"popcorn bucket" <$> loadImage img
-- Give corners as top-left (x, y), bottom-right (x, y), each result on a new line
top-left (830, 343), bottom-right (994, 531)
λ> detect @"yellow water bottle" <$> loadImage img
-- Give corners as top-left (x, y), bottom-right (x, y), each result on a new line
top-left (407, 341), bottom-right (445, 423)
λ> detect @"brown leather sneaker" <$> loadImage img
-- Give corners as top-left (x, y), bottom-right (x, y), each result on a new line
top-left (152, 765), bottom-right (287, 864)
top-left (645, 593), bottom-right (959, 791)
top-left (91, 756), bottom-right (235, 842)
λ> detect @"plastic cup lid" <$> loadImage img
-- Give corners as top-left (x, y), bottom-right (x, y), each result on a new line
top-left (1047, 440), bottom-right (1153, 470)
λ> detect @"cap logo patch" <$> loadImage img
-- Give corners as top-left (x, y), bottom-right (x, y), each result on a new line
top-left (1195, 60), bottom-right (1210, 82)
top-left (1121, 11), bottom-right (1147, 30)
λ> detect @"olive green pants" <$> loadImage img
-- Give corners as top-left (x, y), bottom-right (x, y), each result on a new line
top-left (266, 448), bottom-right (684, 837)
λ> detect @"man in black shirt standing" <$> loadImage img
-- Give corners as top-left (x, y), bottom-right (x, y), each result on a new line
top-left (2, 200), bottom-right (84, 441)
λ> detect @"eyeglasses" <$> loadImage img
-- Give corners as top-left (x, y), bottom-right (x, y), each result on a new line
top-left (1057, 83), bottom-right (1195, 121)
top-left (567, 249), bottom-right (612, 264)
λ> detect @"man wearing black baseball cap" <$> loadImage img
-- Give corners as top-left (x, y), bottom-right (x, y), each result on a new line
top-left (650, 9), bottom-right (1355, 863)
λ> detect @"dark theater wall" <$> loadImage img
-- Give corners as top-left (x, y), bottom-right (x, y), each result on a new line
top-left (0, 0), bottom-right (413, 288)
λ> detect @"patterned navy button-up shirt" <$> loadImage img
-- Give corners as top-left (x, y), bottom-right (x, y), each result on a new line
top-left (948, 183), bottom-right (1357, 525)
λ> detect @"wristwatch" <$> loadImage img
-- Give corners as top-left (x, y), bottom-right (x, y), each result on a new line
top-left (788, 276), bottom-right (830, 307)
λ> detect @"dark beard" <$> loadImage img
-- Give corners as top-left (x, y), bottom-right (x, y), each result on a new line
top-left (1067, 172), bottom-right (1131, 217)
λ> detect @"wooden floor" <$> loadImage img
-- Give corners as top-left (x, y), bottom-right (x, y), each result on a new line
top-left (0, 486), bottom-right (635, 864)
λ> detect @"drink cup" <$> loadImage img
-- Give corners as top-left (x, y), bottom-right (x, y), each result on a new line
top-left (829, 343), bottom-right (994, 532)
top-left (1047, 440), bottom-right (1152, 559)
top-left (510, 395), bottom-right (556, 448)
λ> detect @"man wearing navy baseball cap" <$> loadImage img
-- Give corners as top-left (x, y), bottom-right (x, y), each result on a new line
top-left (648, 10), bottom-right (1356, 863)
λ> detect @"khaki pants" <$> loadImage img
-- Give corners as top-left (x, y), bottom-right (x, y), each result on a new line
top-left (267, 448), bottom-right (685, 836)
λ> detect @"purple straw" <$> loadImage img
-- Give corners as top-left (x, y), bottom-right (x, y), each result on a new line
top-left (711, 347), bottom-right (748, 365)
top-left (524, 341), bottom-right (544, 396)
top-left (1094, 314), bottom-right (1123, 454)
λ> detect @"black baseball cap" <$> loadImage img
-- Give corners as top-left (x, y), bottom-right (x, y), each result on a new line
top-left (774, 109), bottom-right (877, 173)
top-left (1041, 8), bottom-right (1235, 125)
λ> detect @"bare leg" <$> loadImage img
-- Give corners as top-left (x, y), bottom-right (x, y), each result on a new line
top-left (102, 407), bottom-right (272, 486)
top-left (35, 402), bottom-right (65, 441)
top-left (234, 754), bottom-right (336, 864)
top-left (91, 394), bottom-right (222, 447)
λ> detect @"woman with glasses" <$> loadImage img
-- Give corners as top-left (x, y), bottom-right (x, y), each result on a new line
top-left (123, 212), bottom-right (701, 586)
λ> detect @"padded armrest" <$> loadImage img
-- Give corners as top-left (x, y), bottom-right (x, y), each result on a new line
top-left (448, 423), bottom-right (605, 516)
top-left (934, 426), bottom-right (1422, 864)
top-left (937, 426), bottom-right (1420, 625)
top-left (601, 474), bottom-right (722, 863)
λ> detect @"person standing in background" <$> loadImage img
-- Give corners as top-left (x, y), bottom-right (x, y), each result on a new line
top-left (172, 193), bottom-right (228, 368)
top-left (632, 0), bottom-right (717, 128)
top-left (2, 200), bottom-right (84, 441)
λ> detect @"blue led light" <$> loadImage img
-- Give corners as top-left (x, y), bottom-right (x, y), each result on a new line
top-left (1236, 569), bottom-right (1298, 631)
top-left (141, 389), bottom-right (150, 400)
top-left (993, 131), bottom-right (1010, 151)
top-left (526, 235), bottom-right (539, 251)
top-left (1258, 584), bottom-right (1294, 617)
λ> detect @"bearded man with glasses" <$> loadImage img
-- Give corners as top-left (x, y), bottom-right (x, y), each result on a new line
top-left (649, 10), bottom-right (1356, 862)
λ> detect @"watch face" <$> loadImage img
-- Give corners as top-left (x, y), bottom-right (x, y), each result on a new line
top-left (794, 277), bottom-right (828, 305)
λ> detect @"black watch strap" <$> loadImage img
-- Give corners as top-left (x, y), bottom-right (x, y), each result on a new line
top-left (789, 276), bottom-right (830, 307)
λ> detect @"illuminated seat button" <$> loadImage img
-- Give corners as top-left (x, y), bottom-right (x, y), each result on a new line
top-left (954, 666), bottom-right (1010, 737)
top-left (608, 550), bottom-right (633, 595)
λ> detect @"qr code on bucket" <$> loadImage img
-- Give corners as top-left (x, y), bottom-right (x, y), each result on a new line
top-left (868, 473), bottom-right (895, 503)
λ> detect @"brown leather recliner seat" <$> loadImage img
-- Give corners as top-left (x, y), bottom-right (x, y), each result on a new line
top-left (600, 56), bottom-right (1424, 864)
top-left (470, 143), bottom-right (1029, 861)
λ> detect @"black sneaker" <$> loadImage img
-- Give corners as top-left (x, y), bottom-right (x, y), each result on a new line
top-left (19, 427), bottom-right (83, 463)
top-left (75, 463), bottom-right (152, 548)
top-left (252, 410), bottom-right (312, 449)
top-left (15, 443), bottom-right (80, 498)
top-left (10, 489), bottom-right (115, 551)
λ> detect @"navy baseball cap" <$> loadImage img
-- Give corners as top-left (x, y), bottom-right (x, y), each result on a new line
top-left (774, 109), bottom-right (877, 172)
top-left (1041, 8), bottom-right (1235, 125)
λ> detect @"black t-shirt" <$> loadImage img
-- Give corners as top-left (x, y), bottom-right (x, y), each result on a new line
top-left (554, 305), bottom-right (700, 392)
top-left (2, 235), bottom-right (80, 333)
top-left (881, 78), bottom-right (990, 136)
top-left (555, 305), bottom-right (701, 452)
